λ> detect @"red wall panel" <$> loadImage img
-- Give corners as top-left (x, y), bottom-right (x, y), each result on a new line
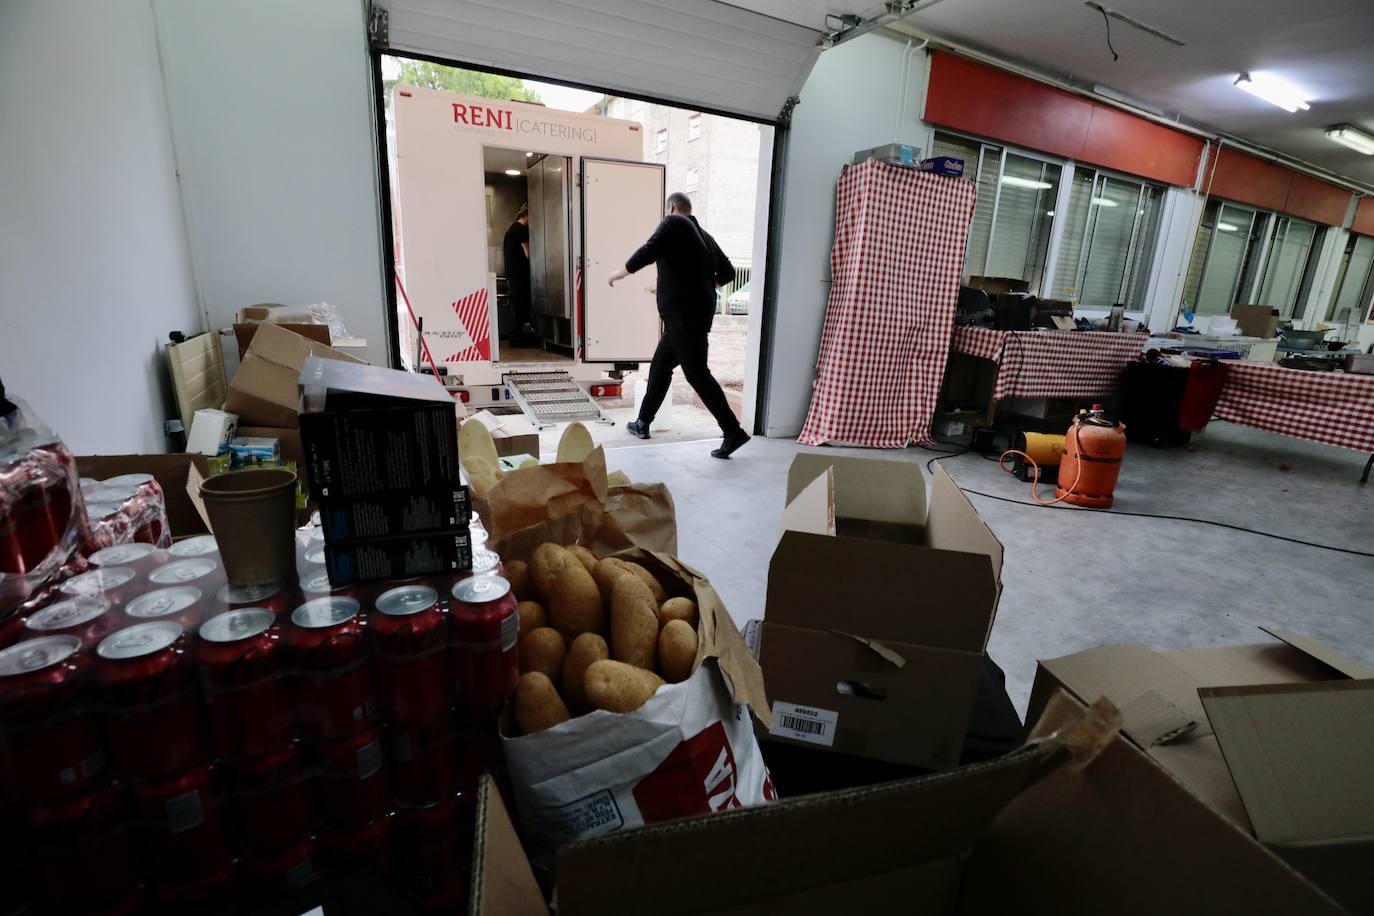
top-left (924, 51), bottom-right (1204, 187)
top-left (1282, 172), bottom-right (1350, 226)
top-left (1354, 197), bottom-right (1374, 237)
top-left (1208, 149), bottom-right (1292, 212)
top-left (924, 51), bottom-right (1092, 163)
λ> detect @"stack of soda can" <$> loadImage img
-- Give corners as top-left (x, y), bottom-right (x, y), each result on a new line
top-left (80, 473), bottom-right (172, 553)
top-left (0, 514), bottom-right (518, 911)
top-left (0, 435), bottom-right (86, 615)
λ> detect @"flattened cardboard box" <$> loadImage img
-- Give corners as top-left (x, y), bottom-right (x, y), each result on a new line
top-left (757, 454), bottom-right (1003, 769)
top-left (470, 691), bottom-right (1344, 916)
top-left (223, 321), bottom-right (363, 429)
top-left (1029, 626), bottom-right (1374, 915)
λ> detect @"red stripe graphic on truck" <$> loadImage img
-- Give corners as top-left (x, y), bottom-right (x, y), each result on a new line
top-left (444, 287), bottom-right (491, 363)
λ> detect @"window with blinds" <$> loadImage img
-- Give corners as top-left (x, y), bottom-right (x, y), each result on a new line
top-left (1326, 234), bottom-right (1374, 323)
top-left (1187, 201), bottom-right (1263, 315)
top-left (1051, 168), bottom-right (1163, 309)
top-left (1258, 216), bottom-right (1322, 317)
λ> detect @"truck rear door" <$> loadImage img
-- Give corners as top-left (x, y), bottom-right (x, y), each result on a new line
top-left (581, 158), bottom-right (666, 364)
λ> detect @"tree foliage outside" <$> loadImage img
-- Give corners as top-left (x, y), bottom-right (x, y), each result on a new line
top-left (385, 60), bottom-right (540, 107)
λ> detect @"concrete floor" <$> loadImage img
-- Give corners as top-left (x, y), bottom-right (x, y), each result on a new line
top-left (604, 422), bottom-right (1374, 718)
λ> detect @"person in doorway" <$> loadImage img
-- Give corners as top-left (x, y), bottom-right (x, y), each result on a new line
top-left (608, 192), bottom-right (749, 459)
top-left (503, 203), bottom-right (533, 343)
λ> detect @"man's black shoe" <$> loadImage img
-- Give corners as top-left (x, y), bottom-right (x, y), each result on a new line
top-left (711, 427), bottom-right (750, 459)
top-left (626, 419), bottom-right (651, 440)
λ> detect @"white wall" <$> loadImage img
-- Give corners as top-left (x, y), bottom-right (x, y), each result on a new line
top-left (151, 0), bottom-right (389, 364)
top-left (762, 35), bottom-right (930, 437)
top-left (0, 0), bottom-right (202, 454)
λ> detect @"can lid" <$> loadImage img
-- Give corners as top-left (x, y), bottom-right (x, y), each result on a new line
top-left (451, 574), bottom-right (511, 604)
top-left (59, 567), bottom-right (137, 596)
top-left (103, 473), bottom-right (155, 488)
top-left (303, 526), bottom-right (325, 544)
top-left (84, 501), bottom-right (124, 521)
top-left (149, 558), bottom-right (219, 585)
top-left (217, 582), bottom-right (282, 604)
top-left (127, 587), bottom-right (202, 619)
top-left (299, 570), bottom-right (337, 595)
top-left (291, 596), bottom-right (361, 629)
top-left (375, 585), bottom-right (439, 617)
top-left (303, 545), bottom-right (327, 566)
top-left (90, 543), bottom-right (156, 566)
top-left (0, 635), bottom-right (83, 675)
top-left (199, 608), bottom-right (275, 643)
top-left (168, 535), bottom-right (219, 558)
top-left (93, 485), bottom-right (138, 504)
top-left (471, 548), bottom-right (501, 574)
top-left (27, 596), bottom-right (111, 631)
top-left (469, 525), bottom-right (489, 548)
top-left (97, 621), bottom-right (183, 660)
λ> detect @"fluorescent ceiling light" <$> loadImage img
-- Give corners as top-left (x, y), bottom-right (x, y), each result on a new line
top-left (1046, 210), bottom-right (1056, 216)
top-left (1217, 222), bottom-right (1240, 232)
top-left (1001, 175), bottom-right (1052, 190)
top-left (526, 152), bottom-right (534, 157)
top-left (1325, 124), bottom-right (1374, 155)
top-left (1091, 197), bottom-right (1119, 207)
top-left (504, 169), bottom-right (522, 176)
top-left (1234, 73), bottom-right (1310, 113)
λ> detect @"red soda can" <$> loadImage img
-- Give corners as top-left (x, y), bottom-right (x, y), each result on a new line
top-left (124, 585), bottom-right (210, 632)
top-left (315, 725), bottom-right (388, 830)
top-left (288, 597), bottom-right (377, 740)
top-left (134, 760), bottom-right (231, 885)
top-left (155, 863), bottom-right (238, 915)
top-left (195, 608), bottom-right (294, 760)
top-left (299, 567), bottom-right (360, 603)
top-left (218, 580), bottom-right (291, 618)
top-left (29, 780), bottom-right (142, 911)
top-left (0, 635), bottom-right (105, 801)
top-left (372, 584), bottom-right (448, 725)
top-left (58, 566), bottom-right (140, 607)
top-left (24, 595), bottom-right (117, 648)
top-left (454, 711), bottom-right (504, 790)
top-left (0, 612), bottom-right (24, 650)
top-left (168, 534), bottom-right (219, 558)
top-left (449, 575), bottom-right (519, 712)
top-left (387, 709), bottom-right (459, 807)
top-left (102, 472), bottom-right (155, 490)
top-left (95, 621), bottom-right (207, 781)
top-left (390, 793), bottom-right (470, 908)
top-left (231, 741), bottom-right (313, 853)
top-left (242, 836), bottom-right (320, 898)
top-left (89, 541), bottom-right (166, 576)
top-left (148, 556), bottom-right (224, 590)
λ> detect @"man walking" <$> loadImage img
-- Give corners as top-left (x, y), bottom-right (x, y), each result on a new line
top-left (608, 193), bottom-right (750, 459)
top-left (502, 203), bottom-right (533, 343)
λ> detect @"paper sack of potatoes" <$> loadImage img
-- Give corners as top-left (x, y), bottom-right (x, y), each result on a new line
top-left (492, 502), bottom-right (774, 863)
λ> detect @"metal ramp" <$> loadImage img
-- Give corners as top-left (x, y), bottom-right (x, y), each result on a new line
top-left (504, 371), bottom-right (606, 427)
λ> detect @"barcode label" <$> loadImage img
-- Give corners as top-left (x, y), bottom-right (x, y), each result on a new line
top-left (500, 609), bottom-right (519, 652)
top-left (165, 789), bottom-right (206, 833)
top-left (356, 739), bottom-right (383, 780)
top-left (769, 701), bottom-right (838, 747)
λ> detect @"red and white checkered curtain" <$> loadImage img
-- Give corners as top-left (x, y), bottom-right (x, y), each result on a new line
top-left (799, 161), bottom-right (976, 447)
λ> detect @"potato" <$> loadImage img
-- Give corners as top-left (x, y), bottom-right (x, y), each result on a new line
top-left (529, 543), bottom-right (569, 600)
top-left (519, 627), bottom-right (566, 680)
top-left (607, 470), bottom-right (632, 488)
top-left (622, 561), bottom-right (667, 604)
top-left (556, 421), bottom-right (595, 464)
top-left (531, 544), bottom-right (604, 638)
top-left (514, 672), bottom-right (570, 735)
top-left (658, 596), bottom-right (698, 630)
top-left (516, 600), bottom-right (547, 638)
top-left (566, 545), bottom-right (598, 576)
top-left (584, 660), bottom-right (665, 714)
top-left (563, 633), bottom-right (609, 715)
top-left (593, 557), bottom-right (667, 606)
top-left (610, 574), bottom-right (658, 670)
top-left (506, 560), bottom-right (532, 601)
top-left (658, 620), bottom-right (697, 684)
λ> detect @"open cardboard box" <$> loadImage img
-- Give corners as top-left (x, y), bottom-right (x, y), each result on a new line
top-left (463, 409), bottom-right (538, 460)
top-left (1029, 627), bottom-right (1374, 914)
top-left (232, 305), bottom-right (332, 356)
top-left (1231, 303), bottom-right (1281, 340)
top-left (470, 690), bottom-right (1345, 915)
top-left (223, 321), bottom-right (363, 430)
top-left (76, 453), bottom-right (211, 538)
top-left (756, 454), bottom-right (1003, 769)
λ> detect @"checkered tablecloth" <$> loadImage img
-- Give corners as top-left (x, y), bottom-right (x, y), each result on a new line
top-left (799, 161), bottom-right (976, 447)
top-left (1214, 361), bottom-right (1374, 453)
top-left (950, 327), bottom-right (1148, 401)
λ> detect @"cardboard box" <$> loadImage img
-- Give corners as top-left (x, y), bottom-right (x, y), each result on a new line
top-left (1231, 303), bottom-right (1281, 339)
top-left (223, 322), bottom-right (362, 430)
top-left (1028, 627), bottom-right (1374, 914)
top-left (322, 528), bottom-right (472, 584)
top-left (298, 357), bottom-right (463, 500)
top-left (470, 691), bottom-right (1344, 916)
top-left (232, 305), bottom-right (331, 356)
top-left (76, 453), bottom-right (211, 538)
top-left (756, 454), bottom-right (1002, 769)
top-left (317, 487), bottom-right (471, 541)
top-left (464, 410), bottom-right (539, 460)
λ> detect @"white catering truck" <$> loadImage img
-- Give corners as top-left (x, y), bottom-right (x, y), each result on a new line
top-left (390, 85), bottom-right (667, 421)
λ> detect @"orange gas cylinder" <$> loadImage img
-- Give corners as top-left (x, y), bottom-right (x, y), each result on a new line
top-left (1055, 406), bottom-right (1126, 508)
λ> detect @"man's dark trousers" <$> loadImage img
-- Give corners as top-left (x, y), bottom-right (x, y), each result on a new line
top-left (637, 319), bottom-right (738, 434)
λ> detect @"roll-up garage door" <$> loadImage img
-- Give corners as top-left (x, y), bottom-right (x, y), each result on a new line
top-left (373, 0), bottom-right (825, 122)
